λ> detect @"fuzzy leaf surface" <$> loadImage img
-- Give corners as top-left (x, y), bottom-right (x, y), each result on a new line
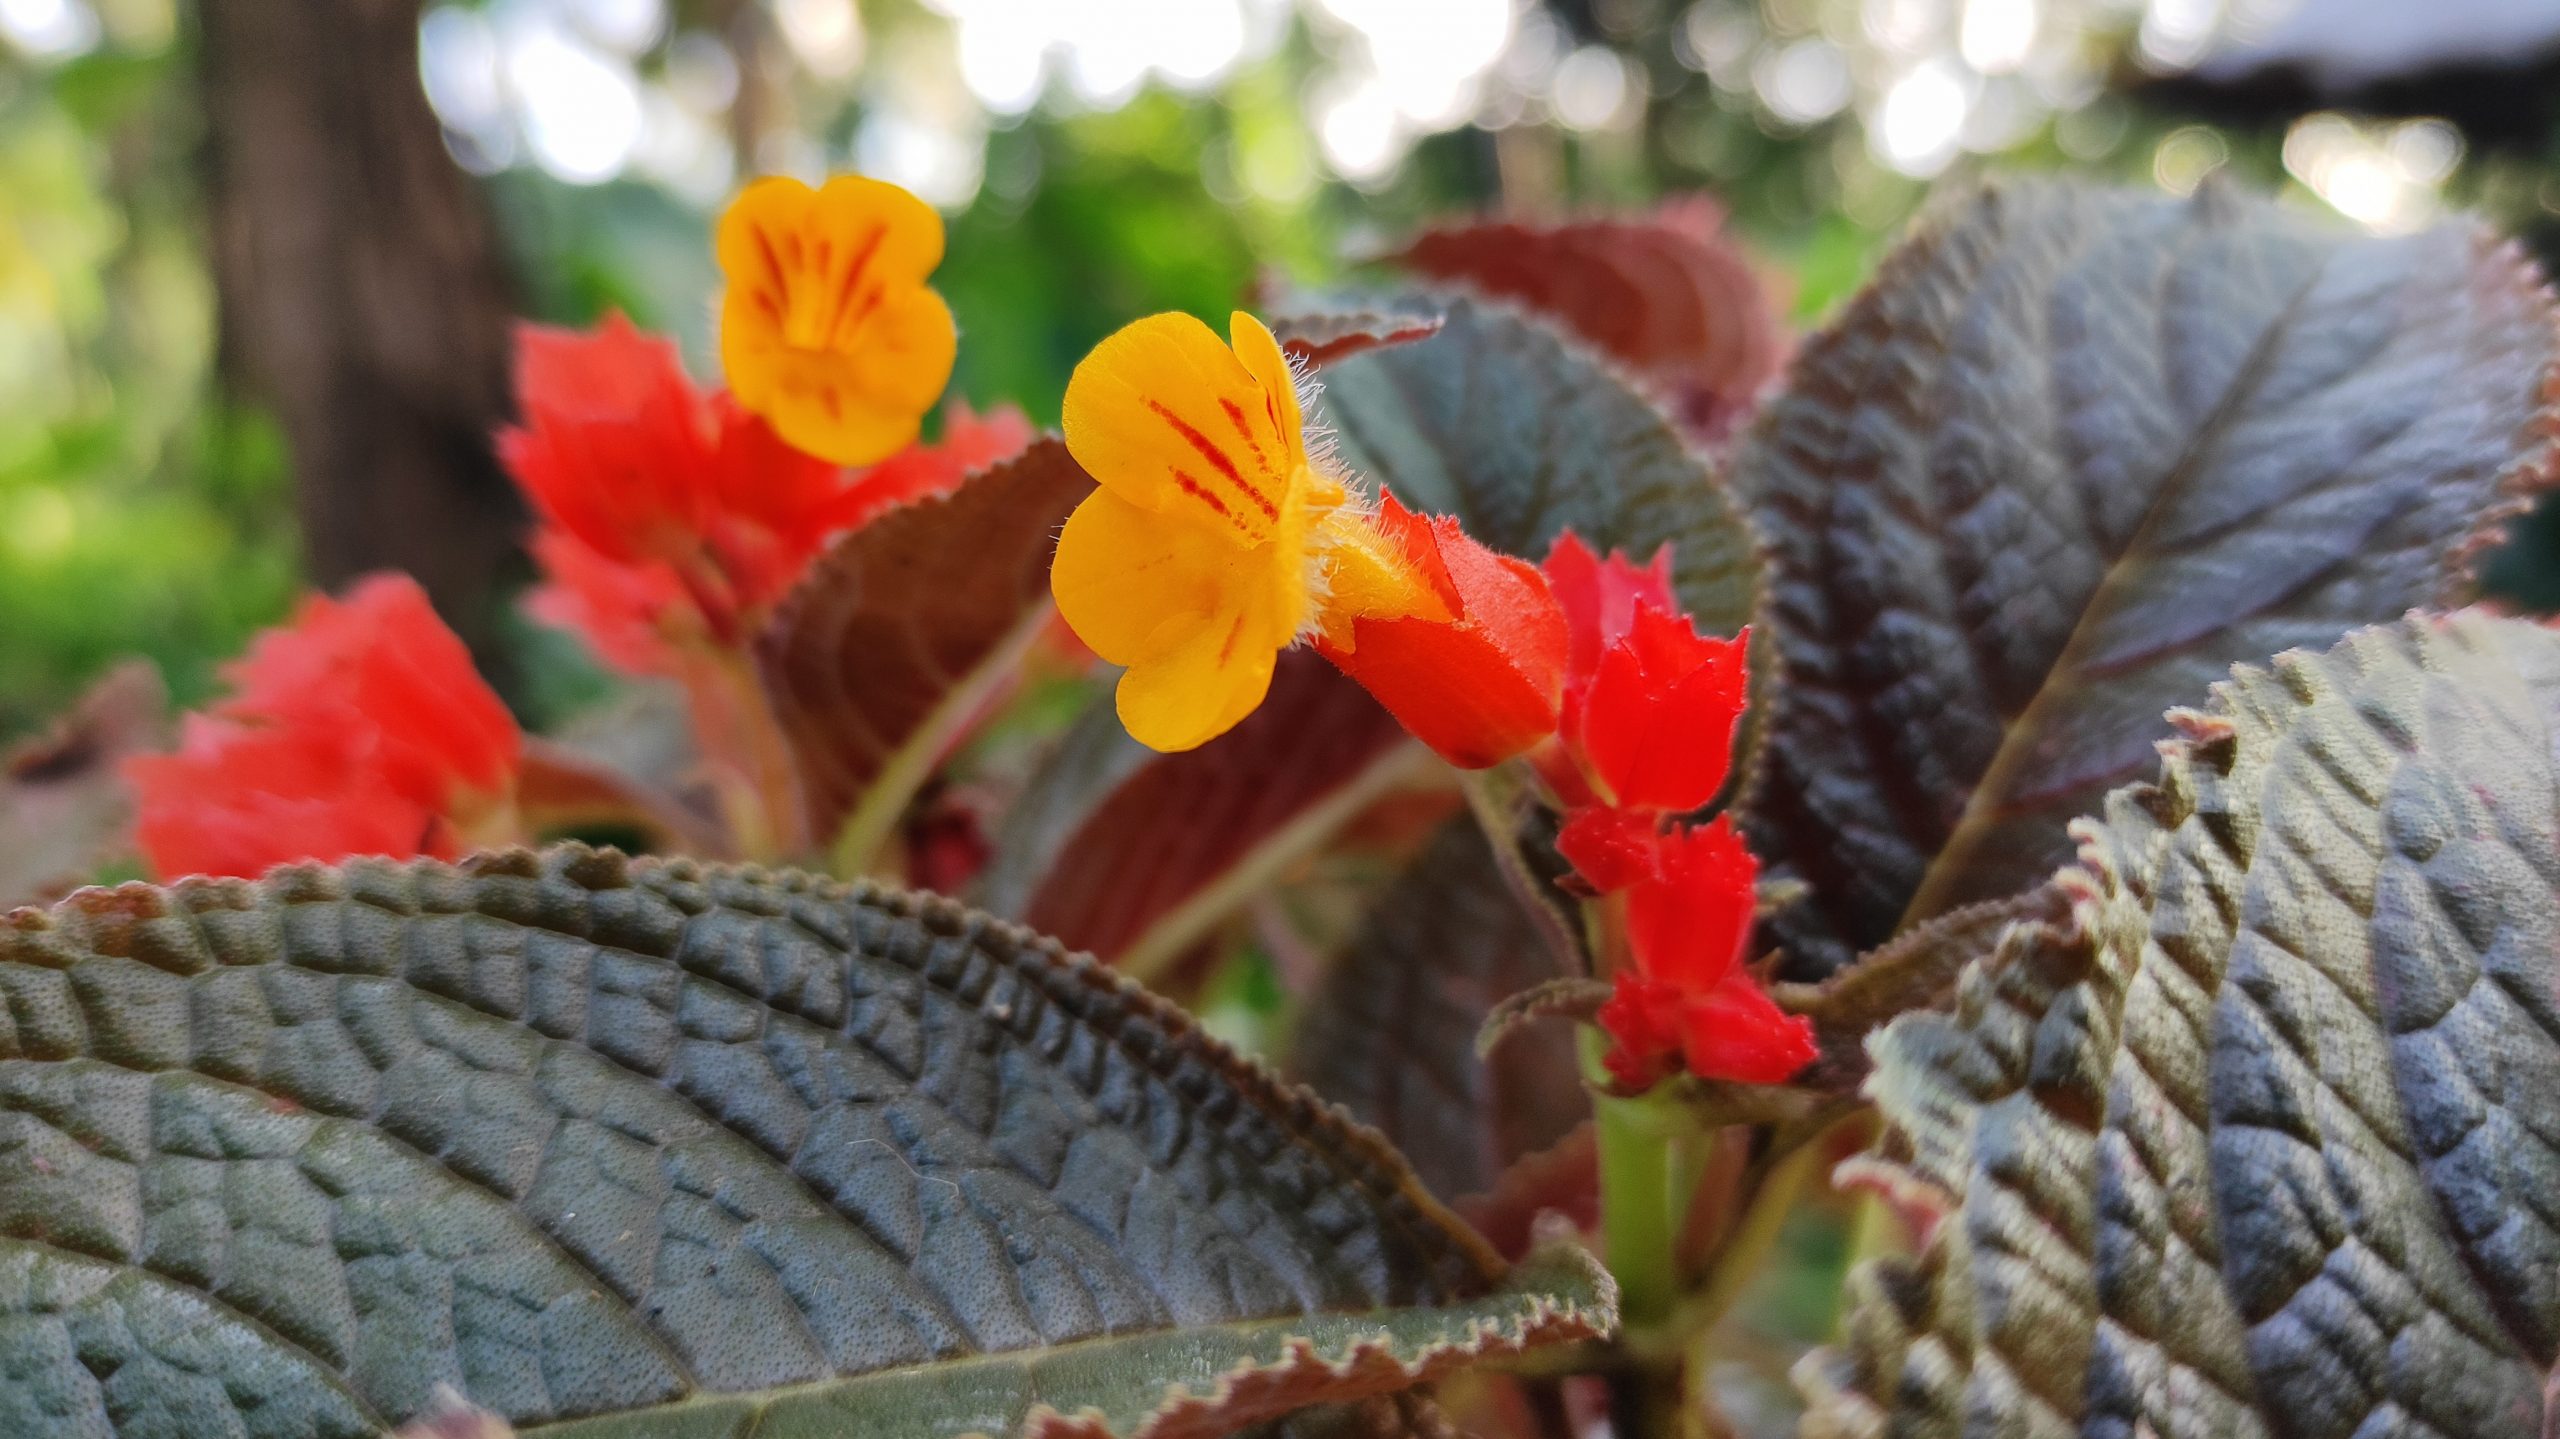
top-left (1733, 180), bottom-right (2560, 975)
top-left (1803, 612), bottom-right (2560, 1438)
top-left (0, 845), bottom-right (1611, 1437)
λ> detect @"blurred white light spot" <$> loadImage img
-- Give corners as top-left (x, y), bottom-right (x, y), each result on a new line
top-left (1314, 75), bottom-right (1403, 181)
top-left (2152, 124), bottom-right (2227, 194)
top-left (1550, 46), bottom-right (1632, 131)
top-left (1753, 37), bottom-right (1851, 125)
top-left (564, 0), bottom-right (662, 55)
top-left (1317, 0), bottom-right (1513, 129)
top-left (948, 0), bottom-right (1047, 115)
top-left (0, 0), bottom-right (99, 59)
top-left (2283, 110), bottom-right (2443, 233)
top-left (636, 88), bottom-right (733, 205)
top-left (856, 109), bottom-right (985, 209)
top-left (505, 20), bottom-right (646, 184)
top-left (664, 30), bottom-right (739, 114)
top-left (1676, 0), bottom-right (1758, 85)
top-left (775, 0), bottom-right (863, 78)
top-left (1874, 60), bottom-right (1972, 176)
top-left (2137, 0), bottom-right (2224, 71)
top-left (421, 6), bottom-right (507, 133)
top-left (2387, 117), bottom-right (2463, 185)
top-left (1863, 0), bottom-right (1945, 53)
top-left (1959, 0), bottom-right (2037, 73)
top-left (932, 0), bottom-right (1256, 114)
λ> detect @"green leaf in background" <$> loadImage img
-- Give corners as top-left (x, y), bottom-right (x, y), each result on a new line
top-left (1317, 296), bottom-right (1760, 639)
top-left (756, 438), bottom-right (1094, 873)
top-left (0, 845), bottom-right (1612, 1437)
top-left (1733, 178), bottom-right (2560, 977)
top-left (1803, 611), bottom-right (2560, 1437)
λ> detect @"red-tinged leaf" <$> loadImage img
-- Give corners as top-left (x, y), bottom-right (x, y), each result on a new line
top-left (0, 661), bottom-right (164, 908)
top-left (1454, 1125), bottom-right (1600, 1262)
top-left (514, 736), bottom-right (727, 857)
top-left (1734, 178), bottom-right (2560, 976)
top-left (1389, 201), bottom-right (1786, 442)
top-left (1270, 309), bottom-right (1447, 369)
top-left (757, 437), bottom-right (1095, 869)
top-left (996, 652), bottom-right (1429, 980)
top-left (1289, 821), bottom-right (1587, 1204)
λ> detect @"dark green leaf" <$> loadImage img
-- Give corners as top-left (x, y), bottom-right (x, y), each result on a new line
top-left (1287, 821), bottom-right (1584, 1204)
top-left (1317, 296), bottom-right (1759, 637)
top-left (1734, 179), bottom-right (2560, 975)
top-left (1805, 611), bottom-right (2560, 1437)
top-left (0, 845), bottom-right (1611, 1437)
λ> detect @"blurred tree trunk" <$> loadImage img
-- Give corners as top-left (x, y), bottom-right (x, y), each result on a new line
top-left (199, 0), bottom-right (523, 666)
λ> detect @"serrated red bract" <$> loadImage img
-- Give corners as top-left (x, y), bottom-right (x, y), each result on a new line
top-left (124, 574), bottom-right (522, 880)
top-left (1572, 606), bottom-right (1748, 812)
top-left (1544, 530), bottom-right (1677, 688)
top-left (1596, 817), bottom-right (1813, 1087)
top-left (1554, 803), bottom-right (1662, 894)
top-left (503, 314), bottom-right (1028, 670)
top-left (1315, 494), bottom-right (1567, 769)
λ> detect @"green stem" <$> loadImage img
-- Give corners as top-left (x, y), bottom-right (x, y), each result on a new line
top-left (1587, 1030), bottom-right (1680, 1330)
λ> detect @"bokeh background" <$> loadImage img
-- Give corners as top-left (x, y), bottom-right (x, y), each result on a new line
top-left (9, 0), bottom-right (2560, 740)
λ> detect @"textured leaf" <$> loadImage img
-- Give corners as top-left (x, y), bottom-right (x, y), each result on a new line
top-left (1287, 821), bottom-right (1585, 1204)
top-left (1270, 310), bottom-right (1446, 369)
top-left (989, 653), bottom-right (1428, 981)
top-left (757, 437), bottom-right (1093, 868)
top-left (1802, 612), bottom-right (2560, 1438)
top-left (1388, 201), bottom-right (1785, 442)
top-left (1318, 295), bottom-right (1759, 637)
top-left (0, 845), bottom-right (1612, 1437)
top-left (0, 662), bottom-right (163, 909)
top-left (1735, 179), bottom-right (2560, 976)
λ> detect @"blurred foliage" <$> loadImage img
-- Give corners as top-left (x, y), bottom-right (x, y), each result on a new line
top-left (0, 41), bottom-right (295, 739)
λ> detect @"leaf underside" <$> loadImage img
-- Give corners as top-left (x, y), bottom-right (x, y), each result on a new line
top-left (1287, 820), bottom-right (1584, 1205)
top-left (1733, 178), bottom-right (2560, 977)
top-left (1802, 611), bottom-right (2560, 1439)
top-left (1269, 310), bottom-right (1447, 370)
top-left (757, 437), bottom-right (1094, 857)
top-left (0, 845), bottom-right (1612, 1437)
top-left (1388, 202), bottom-right (1785, 443)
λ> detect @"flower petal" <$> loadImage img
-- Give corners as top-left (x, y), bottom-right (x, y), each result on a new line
top-left (1051, 487), bottom-right (1247, 668)
top-left (1063, 311), bottom-right (1303, 544)
top-left (1113, 603), bottom-right (1285, 753)
top-left (1572, 614), bottom-right (1748, 811)
top-left (1624, 816), bottom-right (1757, 990)
top-left (717, 174), bottom-right (954, 465)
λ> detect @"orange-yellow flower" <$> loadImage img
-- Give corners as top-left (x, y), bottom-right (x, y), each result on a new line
top-left (1052, 311), bottom-right (1441, 752)
top-left (716, 174), bottom-right (956, 466)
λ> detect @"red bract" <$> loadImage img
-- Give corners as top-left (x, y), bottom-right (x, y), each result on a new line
top-left (1596, 818), bottom-right (1814, 1087)
top-left (504, 315), bottom-right (1028, 671)
top-left (1315, 494), bottom-right (1568, 768)
top-left (124, 574), bottom-right (523, 880)
top-left (1555, 803), bottom-right (1663, 894)
top-left (1542, 530), bottom-right (1747, 812)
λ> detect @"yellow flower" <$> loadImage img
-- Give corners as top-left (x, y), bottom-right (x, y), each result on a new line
top-left (1053, 311), bottom-right (1443, 752)
top-left (716, 174), bottom-right (957, 466)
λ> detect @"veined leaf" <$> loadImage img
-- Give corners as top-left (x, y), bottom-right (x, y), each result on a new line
top-left (757, 438), bottom-right (1094, 873)
top-left (987, 653), bottom-right (1431, 982)
top-left (1802, 612), bottom-right (2560, 1438)
top-left (1318, 296), bottom-right (1759, 638)
top-left (1388, 201), bottom-right (1786, 442)
top-left (0, 845), bottom-right (1611, 1437)
top-left (1287, 821), bottom-right (1584, 1204)
top-left (1734, 179), bottom-right (2560, 975)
